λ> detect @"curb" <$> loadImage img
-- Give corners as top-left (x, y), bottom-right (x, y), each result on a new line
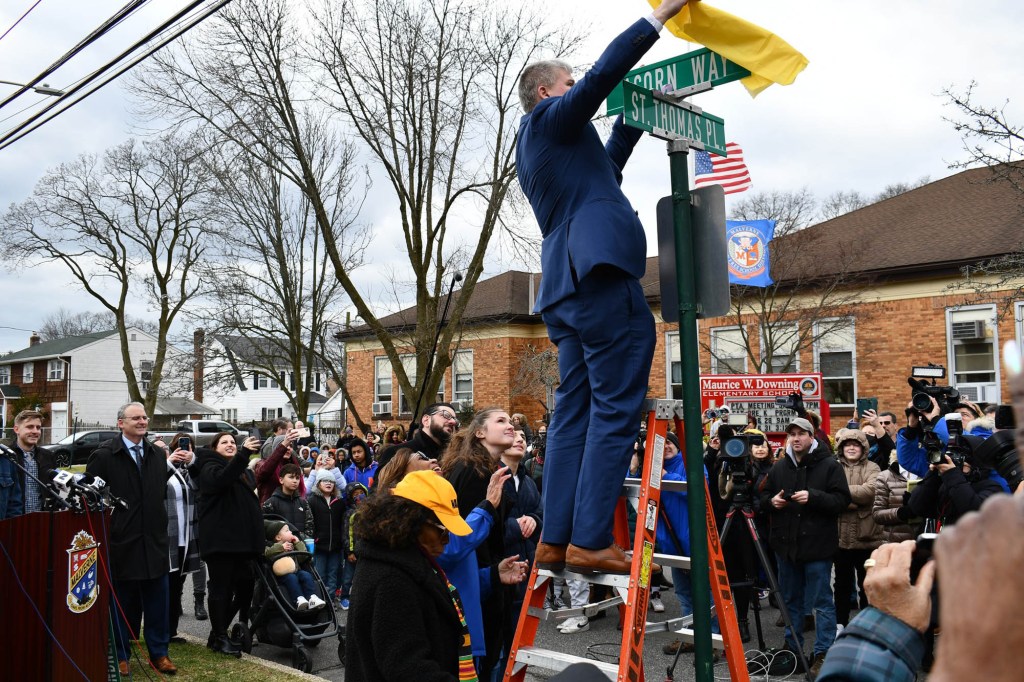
top-left (177, 632), bottom-right (326, 681)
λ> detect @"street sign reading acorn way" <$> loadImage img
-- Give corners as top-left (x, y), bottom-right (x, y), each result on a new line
top-left (606, 47), bottom-right (750, 116)
top-left (621, 80), bottom-right (726, 156)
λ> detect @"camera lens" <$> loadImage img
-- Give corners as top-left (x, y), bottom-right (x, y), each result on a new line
top-left (723, 438), bottom-right (747, 458)
top-left (911, 392), bottom-right (932, 412)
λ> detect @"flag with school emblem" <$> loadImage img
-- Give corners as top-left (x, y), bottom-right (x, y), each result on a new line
top-left (726, 219), bottom-right (775, 287)
top-left (694, 142), bottom-right (751, 194)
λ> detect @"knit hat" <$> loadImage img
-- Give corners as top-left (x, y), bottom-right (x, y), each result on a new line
top-left (835, 428), bottom-right (869, 453)
top-left (393, 471), bottom-right (472, 536)
top-left (315, 468), bottom-right (336, 485)
top-left (264, 518), bottom-right (288, 540)
top-left (665, 432), bottom-right (680, 450)
top-left (786, 417), bottom-right (815, 435)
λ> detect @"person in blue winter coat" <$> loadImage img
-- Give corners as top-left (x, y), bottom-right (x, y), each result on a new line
top-left (343, 438), bottom-right (377, 488)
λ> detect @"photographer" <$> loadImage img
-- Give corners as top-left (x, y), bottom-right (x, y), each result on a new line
top-left (717, 427), bottom-right (774, 642)
top-left (906, 420), bottom-right (1005, 527)
top-left (522, 424), bottom-right (546, 493)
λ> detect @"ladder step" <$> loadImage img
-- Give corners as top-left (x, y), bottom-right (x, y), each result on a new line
top-left (672, 627), bottom-right (728, 652)
top-left (651, 552), bottom-right (690, 570)
top-left (513, 646), bottom-right (619, 679)
top-left (623, 478), bottom-right (688, 493)
top-left (537, 567), bottom-right (631, 589)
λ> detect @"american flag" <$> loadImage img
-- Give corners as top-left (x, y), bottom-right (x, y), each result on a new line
top-left (693, 142), bottom-right (752, 195)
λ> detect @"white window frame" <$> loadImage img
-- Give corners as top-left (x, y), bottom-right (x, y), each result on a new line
top-left (47, 359), bottom-right (65, 381)
top-left (710, 326), bottom-right (748, 374)
top-left (139, 360), bottom-right (153, 392)
top-left (946, 304), bottom-right (1000, 402)
top-left (0, 365), bottom-right (9, 384)
top-left (257, 372), bottom-right (268, 389)
top-left (22, 363), bottom-right (34, 383)
top-left (374, 356), bottom-right (392, 403)
top-left (1016, 301), bottom-right (1024, 354)
top-left (222, 408), bottom-right (238, 422)
top-left (397, 354), bottom-right (416, 414)
top-left (760, 322), bottom-right (800, 373)
top-left (261, 407), bottom-right (282, 421)
top-left (813, 317), bottom-right (856, 408)
top-left (453, 350), bottom-right (474, 405)
top-left (666, 331), bottom-right (682, 399)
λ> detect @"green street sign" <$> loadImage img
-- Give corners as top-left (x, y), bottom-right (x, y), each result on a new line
top-left (621, 80), bottom-right (726, 156)
top-left (606, 47), bottom-right (750, 116)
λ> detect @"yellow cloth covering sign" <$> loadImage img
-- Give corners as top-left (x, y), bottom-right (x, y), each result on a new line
top-left (647, 0), bottom-right (808, 96)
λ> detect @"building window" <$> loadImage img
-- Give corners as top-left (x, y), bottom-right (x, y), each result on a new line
top-left (666, 332), bottom-right (682, 399)
top-left (222, 408), bottom-right (238, 422)
top-left (710, 327), bottom-right (748, 374)
top-left (761, 323), bottom-right (799, 373)
top-left (47, 359), bottom-right (64, 381)
top-left (0, 366), bottom-right (9, 384)
top-left (139, 360), bottom-right (153, 392)
top-left (814, 318), bottom-right (855, 407)
top-left (374, 356), bottom-right (392, 403)
top-left (256, 372), bottom-right (268, 389)
top-left (453, 350), bottom-right (473, 405)
top-left (261, 407), bottom-right (282, 421)
top-left (22, 363), bottom-right (34, 383)
top-left (946, 305), bottom-right (999, 403)
top-left (398, 354), bottom-right (415, 414)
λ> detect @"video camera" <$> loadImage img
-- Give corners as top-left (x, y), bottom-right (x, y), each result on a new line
top-left (526, 429), bottom-right (546, 459)
top-left (907, 364), bottom-right (960, 415)
top-left (716, 414), bottom-right (763, 504)
top-left (774, 392), bottom-right (805, 413)
top-left (924, 413), bottom-right (971, 468)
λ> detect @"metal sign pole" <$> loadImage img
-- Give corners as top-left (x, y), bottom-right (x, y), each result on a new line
top-left (667, 138), bottom-right (714, 681)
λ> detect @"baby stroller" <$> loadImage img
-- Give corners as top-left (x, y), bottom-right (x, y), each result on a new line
top-left (239, 514), bottom-right (345, 673)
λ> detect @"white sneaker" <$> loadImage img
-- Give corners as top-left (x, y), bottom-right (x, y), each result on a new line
top-left (295, 596), bottom-right (309, 611)
top-left (650, 596), bottom-right (665, 613)
top-left (308, 595), bottom-right (326, 610)
top-left (836, 623), bottom-right (845, 636)
top-left (558, 616), bottom-right (590, 634)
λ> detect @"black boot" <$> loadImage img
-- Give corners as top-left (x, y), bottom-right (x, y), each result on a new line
top-left (195, 595), bottom-right (208, 621)
top-left (737, 619), bottom-right (751, 643)
top-left (207, 597), bottom-right (241, 658)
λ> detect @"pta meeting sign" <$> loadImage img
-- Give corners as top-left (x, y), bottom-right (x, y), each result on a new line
top-left (700, 373), bottom-right (830, 436)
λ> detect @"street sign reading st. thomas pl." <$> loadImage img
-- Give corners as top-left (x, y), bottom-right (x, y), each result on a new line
top-left (606, 47), bottom-right (750, 116)
top-left (621, 80), bottom-right (726, 156)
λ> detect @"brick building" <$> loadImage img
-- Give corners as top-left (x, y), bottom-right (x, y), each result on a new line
top-left (338, 165), bottom-right (1023, 433)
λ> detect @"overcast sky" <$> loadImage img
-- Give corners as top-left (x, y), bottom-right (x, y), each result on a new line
top-left (1, 0), bottom-right (1022, 354)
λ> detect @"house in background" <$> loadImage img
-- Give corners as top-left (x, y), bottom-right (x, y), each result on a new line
top-left (338, 165), bottom-right (1024, 430)
top-left (193, 331), bottom-right (331, 425)
top-left (0, 328), bottom-right (199, 441)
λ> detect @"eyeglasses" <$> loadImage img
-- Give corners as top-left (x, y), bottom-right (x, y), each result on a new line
top-left (430, 410), bottom-right (458, 422)
top-left (879, 420), bottom-right (894, 426)
top-left (428, 521), bottom-right (450, 539)
top-left (413, 451), bottom-right (431, 461)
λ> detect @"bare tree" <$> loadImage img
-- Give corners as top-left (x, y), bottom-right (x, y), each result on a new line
top-left (38, 308), bottom-right (159, 341)
top-left (308, 0), bottom-right (583, 414)
top-left (941, 81), bottom-right (1024, 315)
top-left (819, 190), bottom-right (868, 222)
top-left (510, 343), bottom-right (560, 413)
top-left (703, 190), bottom-right (870, 374)
top-left (874, 176), bottom-right (930, 202)
top-left (1, 135), bottom-right (212, 414)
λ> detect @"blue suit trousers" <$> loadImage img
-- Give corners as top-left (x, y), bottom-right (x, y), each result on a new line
top-left (541, 267), bottom-right (655, 549)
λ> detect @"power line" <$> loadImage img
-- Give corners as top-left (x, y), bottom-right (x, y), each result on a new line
top-left (0, 0), bottom-right (232, 151)
top-left (0, 0), bottom-right (45, 45)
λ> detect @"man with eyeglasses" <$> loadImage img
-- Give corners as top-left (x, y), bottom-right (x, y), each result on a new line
top-left (87, 402), bottom-right (176, 676)
top-left (376, 402), bottom-right (459, 472)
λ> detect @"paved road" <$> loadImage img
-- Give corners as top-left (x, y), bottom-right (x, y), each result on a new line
top-left (176, 573), bottom-right (808, 681)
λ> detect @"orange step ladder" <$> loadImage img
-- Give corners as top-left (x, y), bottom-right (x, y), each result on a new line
top-left (504, 400), bottom-right (751, 681)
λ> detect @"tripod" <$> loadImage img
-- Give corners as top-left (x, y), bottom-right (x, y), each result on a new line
top-left (719, 484), bottom-right (813, 682)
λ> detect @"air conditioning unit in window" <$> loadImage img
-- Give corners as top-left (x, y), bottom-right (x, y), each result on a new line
top-left (450, 400), bottom-right (468, 411)
top-left (371, 401), bottom-right (392, 416)
top-left (955, 383), bottom-right (999, 404)
top-left (950, 320), bottom-right (986, 340)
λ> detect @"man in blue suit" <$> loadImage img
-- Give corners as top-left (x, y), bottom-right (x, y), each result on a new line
top-left (516, 0), bottom-right (690, 575)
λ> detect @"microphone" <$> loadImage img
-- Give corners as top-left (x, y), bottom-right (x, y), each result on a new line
top-left (44, 469), bottom-right (81, 510)
top-left (0, 443), bottom-right (16, 457)
top-left (81, 474), bottom-right (129, 510)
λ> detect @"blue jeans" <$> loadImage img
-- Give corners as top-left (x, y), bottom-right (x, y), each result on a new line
top-left (111, 573), bottom-right (170, 661)
top-left (312, 550), bottom-right (341, 599)
top-left (776, 556), bottom-right (836, 656)
top-left (277, 568), bottom-right (318, 604)
top-left (671, 567), bottom-right (719, 633)
top-left (340, 558), bottom-right (356, 599)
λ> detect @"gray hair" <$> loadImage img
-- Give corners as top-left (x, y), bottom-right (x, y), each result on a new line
top-left (117, 402), bottom-right (146, 421)
top-left (518, 60), bottom-right (572, 113)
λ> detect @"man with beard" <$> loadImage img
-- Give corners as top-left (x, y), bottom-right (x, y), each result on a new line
top-left (375, 402), bottom-right (458, 472)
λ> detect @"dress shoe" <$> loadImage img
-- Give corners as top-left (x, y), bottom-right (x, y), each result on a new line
top-left (152, 655), bottom-right (177, 674)
top-left (535, 542), bottom-right (567, 570)
top-left (209, 634), bottom-right (242, 658)
top-left (566, 544), bottom-right (631, 575)
top-left (118, 660), bottom-right (130, 676)
top-left (169, 635), bottom-right (187, 644)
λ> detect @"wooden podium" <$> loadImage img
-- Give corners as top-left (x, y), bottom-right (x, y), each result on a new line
top-left (0, 509), bottom-right (112, 681)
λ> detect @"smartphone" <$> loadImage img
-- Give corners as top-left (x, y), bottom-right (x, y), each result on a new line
top-left (856, 397), bottom-right (878, 415)
top-left (296, 427), bottom-right (311, 439)
top-left (179, 436), bottom-right (192, 451)
top-left (910, 532), bottom-right (938, 584)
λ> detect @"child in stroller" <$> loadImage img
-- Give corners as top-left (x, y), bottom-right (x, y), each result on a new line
top-left (264, 519), bottom-right (327, 611)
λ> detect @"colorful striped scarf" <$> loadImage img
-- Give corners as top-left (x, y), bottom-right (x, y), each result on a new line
top-left (427, 554), bottom-right (478, 682)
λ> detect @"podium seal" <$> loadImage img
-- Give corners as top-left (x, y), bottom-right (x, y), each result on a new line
top-left (66, 530), bottom-right (100, 614)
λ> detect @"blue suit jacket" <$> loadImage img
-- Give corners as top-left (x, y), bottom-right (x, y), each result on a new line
top-left (516, 19), bottom-right (660, 312)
